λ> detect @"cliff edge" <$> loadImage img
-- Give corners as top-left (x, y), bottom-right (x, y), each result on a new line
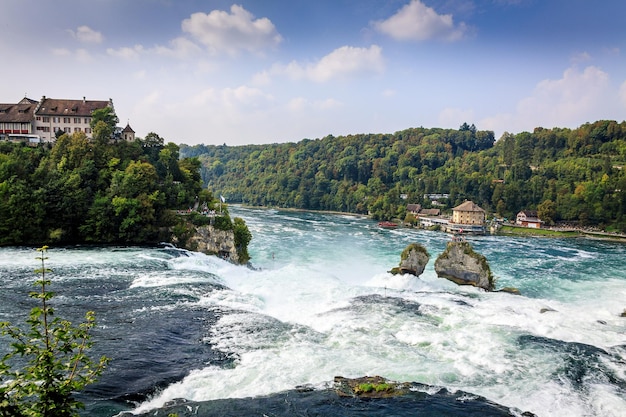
top-left (172, 224), bottom-right (240, 264)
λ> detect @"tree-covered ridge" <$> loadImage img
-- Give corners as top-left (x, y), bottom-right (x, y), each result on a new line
top-left (0, 131), bottom-right (207, 245)
top-left (181, 120), bottom-right (626, 231)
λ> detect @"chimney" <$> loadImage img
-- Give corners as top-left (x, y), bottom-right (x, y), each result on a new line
top-left (83, 96), bottom-right (86, 103)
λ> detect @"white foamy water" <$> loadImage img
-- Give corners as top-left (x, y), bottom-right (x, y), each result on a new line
top-left (130, 207), bottom-right (626, 417)
top-left (0, 209), bottom-right (623, 417)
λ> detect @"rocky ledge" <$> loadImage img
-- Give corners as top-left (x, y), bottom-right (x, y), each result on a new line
top-left (172, 225), bottom-right (240, 264)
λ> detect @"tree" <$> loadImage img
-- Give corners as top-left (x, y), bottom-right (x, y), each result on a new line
top-left (142, 132), bottom-right (164, 148)
top-left (537, 199), bottom-right (556, 225)
top-left (233, 217), bottom-right (252, 264)
top-left (89, 107), bottom-right (119, 136)
top-left (0, 247), bottom-right (108, 416)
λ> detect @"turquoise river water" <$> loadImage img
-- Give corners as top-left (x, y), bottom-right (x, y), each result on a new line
top-left (0, 206), bottom-right (624, 416)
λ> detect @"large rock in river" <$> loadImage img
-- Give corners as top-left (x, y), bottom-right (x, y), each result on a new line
top-left (434, 241), bottom-right (495, 291)
top-left (389, 243), bottom-right (430, 277)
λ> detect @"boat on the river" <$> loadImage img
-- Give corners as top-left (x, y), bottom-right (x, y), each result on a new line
top-left (378, 221), bottom-right (398, 229)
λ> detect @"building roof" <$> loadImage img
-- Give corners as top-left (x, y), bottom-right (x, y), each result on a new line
top-left (453, 200), bottom-right (485, 213)
top-left (122, 123), bottom-right (135, 133)
top-left (406, 203), bottom-right (421, 212)
top-left (420, 208), bottom-right (441, 216)
top-left (517, 210), bottom-right (538, 218)
top-left (35, 97), bottom-right (112, 117)
top-left (18, 97), bottom-right (39, 105)
top-left (0, 102), bottom-right (36, 123)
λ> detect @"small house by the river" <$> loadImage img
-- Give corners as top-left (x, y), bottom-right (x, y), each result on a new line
top-left (516, 210), bottom-right (543, 228)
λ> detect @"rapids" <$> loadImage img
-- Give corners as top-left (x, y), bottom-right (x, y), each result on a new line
top-left (0, 206), bottom-right (624, 416)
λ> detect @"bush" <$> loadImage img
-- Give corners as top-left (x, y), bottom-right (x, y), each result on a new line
top-left (0, 246), bottom-right (108, 417)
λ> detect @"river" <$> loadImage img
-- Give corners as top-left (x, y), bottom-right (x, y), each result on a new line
top-left (0, 206), bottom-right (624, 416)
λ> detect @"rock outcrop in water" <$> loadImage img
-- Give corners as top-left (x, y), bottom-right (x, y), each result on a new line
top-left (173, 225), bottom-right (240, 263)
top-left (434, 241), bottom-right (495, 291)
top-left (389, 243), bottom-right (430, 277)
top-left (123, 375), bottom-right (536, 417)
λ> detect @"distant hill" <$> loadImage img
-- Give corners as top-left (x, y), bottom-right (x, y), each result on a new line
top-left (180, 120), bottom-right (626, 232)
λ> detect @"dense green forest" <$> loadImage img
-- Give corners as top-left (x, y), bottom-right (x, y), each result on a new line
top-left (180, 120), bottom-right (626, 232)
top-left (0, 129), bottom-right (224, 246)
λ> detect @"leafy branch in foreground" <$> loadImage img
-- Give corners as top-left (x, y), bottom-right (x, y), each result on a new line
top-left (0, 246), bottom-right (109, 417)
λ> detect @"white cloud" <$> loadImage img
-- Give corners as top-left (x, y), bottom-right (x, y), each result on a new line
top-left (222, 85), bottom-right (274, 108)
top-left (71, 25), bottom-right (104, 44)
top-left (287, 97), bottom-right (308, 112)
top-left (191, 85), bottom-right (273, 109)
top-left (287, 97), bottom-right (342, 112)
top-left (107, 45), bottom-right (144, 60)
top-left (75, 48), bottom-right (94, 63)
top-left (316, 98), bottom-right (342, 110)
top-left (482, 66), bottom-right (615, 136)
top-left (571, 51), bottom-right (591, 64)
top-left (517, 66), bottom-right (609, 122)
top-left (153, 37), bottom-right (202, 59)
top-left (373, 0), bottom-right (468, 42)
top-left (51, 47), bottom-right (93, 62)
top-left (181, 5), bottom-right (282, 55)
top-left (271, 45), bottom-right (384, 83)
top-left (51, 48), bottom-right (72, 57)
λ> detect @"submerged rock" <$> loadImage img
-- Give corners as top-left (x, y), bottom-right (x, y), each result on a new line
top-left (434, 241), bottom-right (495, 291)
top-left (123, 375), bottom-right (535, 417)
top-left (497, 287), bottom-right (521, 295)
top-left (389, 243), bottom-right (430, 277)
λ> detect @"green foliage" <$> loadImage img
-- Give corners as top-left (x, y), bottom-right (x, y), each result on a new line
top-left (181, 120), bottom-right (626, 230)
top-left (233, 217), bottom-right (252, 264)
top-left (213, 214), bottom-right (233, 231)
top-left (0, 133), bottom-right (204, 245)
top-left (0, 246), bottom-right (108, 416)
top-left (400, 243), bottom-right (429, 261)
top-left (187, 211), bottom-right (211, 226)
top-left (354, 382), bottom-right (392, 394)
top-left (90, 107), bottom-right (119, 143)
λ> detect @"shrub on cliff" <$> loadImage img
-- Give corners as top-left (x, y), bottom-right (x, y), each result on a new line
top-left (233, 217), bottom-right (252, 264)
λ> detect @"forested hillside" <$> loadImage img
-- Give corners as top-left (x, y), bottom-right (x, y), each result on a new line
top-left (0, 132), bottom-right (208, 245)
top-left (181, 120), bottom-right (626, 231)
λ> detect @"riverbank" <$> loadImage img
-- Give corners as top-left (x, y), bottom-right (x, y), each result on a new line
top-left (497, 224), bottom-right (626, 242)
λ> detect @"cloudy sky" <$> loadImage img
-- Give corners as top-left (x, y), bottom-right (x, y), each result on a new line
top-left (1, 0), bottom-right (625, 145)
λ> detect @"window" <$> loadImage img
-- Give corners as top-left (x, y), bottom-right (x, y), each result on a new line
top-left (36, 116), bottom-right (41, 121)
top-left (53, 117), bottom-right (60, 123)
top-left (74, 127), bottom-right (81, 132)
top-left (74, 117), bottom-right (81, 123)
top-left (43, 117), bottom-right (50, 122)
top-left (63, 117), bottom-right (70, 123)
top-left (85, 128), bottom-right (92, 134)
top-left (84, 117), bottom-right (90, 124)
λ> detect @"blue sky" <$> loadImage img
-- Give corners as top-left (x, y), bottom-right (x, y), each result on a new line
top-left (1, 0), bottom-right (625, 145)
